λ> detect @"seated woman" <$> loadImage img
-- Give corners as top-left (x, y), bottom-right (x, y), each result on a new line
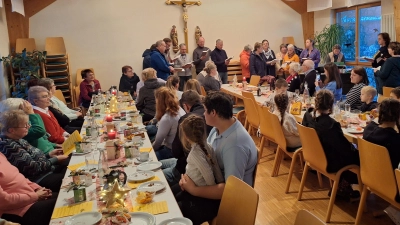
top-left (302, 90), bottom-right (359, 198)
top-left (28, 86), bottom-right (69, 144)
top-left (184, 79), bottom-right (202, 96)
top-left (273, 94), bottom-right (301, 150)
top-left (79, 69), bottom-right (101, 108)
top-left (119, 65), bottom-right (140, 98)
top-left (37, 78), bottom-right (83, 131)
top-left (202, 62), bottom-right (221, 92)
top-left (286, 62), bottom-right (301, 92)
top-left (0, 99), bottom-right (58, 154)
top-left (0, 110), bottom-right (68, 192)
top-left (136, 68), bottom-right (162, 122)
top-left (345, 66), bottom-right (369, 109)
top-left (166, 75), bottom-right (183, 100)
top-left (0, 152), bottom-right (57, 225)
top-left (315, 63), bottom-right (343, 101)
top-left (153, 87), bottom-right (186, 160)
top-left (325, 44), bottom-right (346, 63)
top-left (281, 44), bottom-right (300, 73)
top-left (196, 61), bottom-right (222, 86)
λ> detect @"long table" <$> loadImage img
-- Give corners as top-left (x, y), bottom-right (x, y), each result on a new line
top-left (221, 84), bottom-right (361, 144)
top-left (49, 108), bottom-right (182, 224)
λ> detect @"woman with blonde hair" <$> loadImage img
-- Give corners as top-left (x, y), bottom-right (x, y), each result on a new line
top-left (166, 75), bottom-right (183, 100)
top-left (136, 68), bottom-right (163, 122)
top-left (202, 62), bottom-right (221, 92)
top-left (184, 79), bottom-right (202, 95)
top-left (153, 87), bottom-right (186, 160)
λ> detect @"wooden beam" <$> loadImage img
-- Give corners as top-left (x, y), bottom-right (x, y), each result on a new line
top-left (24, 0), bottom-right (56, 18)
top-left (395, 0), bottom-right (400, 41)
top-left (301, 12), bottom-right (315, 41)
top-left (281, 0), bottom-right (307, 14)
top-left (4, 0), bottom-right (29, 52)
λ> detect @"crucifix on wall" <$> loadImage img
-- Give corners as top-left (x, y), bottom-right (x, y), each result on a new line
top-left (165, 0), bottom-right (201, 52)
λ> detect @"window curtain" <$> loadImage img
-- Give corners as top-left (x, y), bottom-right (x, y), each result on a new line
top-left (307, 0), bottom-right (332, 12)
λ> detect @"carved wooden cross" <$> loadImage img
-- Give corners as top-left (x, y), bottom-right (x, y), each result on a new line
top-left (165, 0), bottom-right (202, 52)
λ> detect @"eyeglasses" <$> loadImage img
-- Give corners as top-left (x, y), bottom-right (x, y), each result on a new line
top-left (38, 95), bottom-right (50, 99)
top-left (13, 122), bottom-right (31, 129)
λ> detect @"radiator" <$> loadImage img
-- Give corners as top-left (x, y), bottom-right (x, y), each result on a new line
top-left (382, 14), bottom-right (396, 41)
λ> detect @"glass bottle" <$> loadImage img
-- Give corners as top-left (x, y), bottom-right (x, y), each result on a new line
top-left (98, 149), bottom-right (108, 186)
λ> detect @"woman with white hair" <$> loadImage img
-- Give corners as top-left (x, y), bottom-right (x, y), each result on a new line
top-left (28, 86), bottom-right (69, 144)
top-left (281, 44), bottom-right (300, 73)
top-left (286, 62), bottom-right (302, 92)
top-left (0, 98), bottom-right (58, 154)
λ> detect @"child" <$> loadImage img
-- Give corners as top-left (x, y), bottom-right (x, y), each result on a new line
top-left (359, 86), bottom-right (378, 112)
top-left (390, 87), bottom-right (400, 100)
top-left (273, 94), bottom-right (302, 150)
top-left (263, 78), bottom-right (300, 112)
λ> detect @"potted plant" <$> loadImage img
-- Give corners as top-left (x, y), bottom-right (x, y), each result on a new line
top-left (0, 48), bottom-right (46, 98)
top-left (313, 24), bottom-right (345, 64)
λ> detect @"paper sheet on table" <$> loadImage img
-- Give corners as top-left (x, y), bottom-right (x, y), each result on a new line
top-left (133, 201), bottom-right (168, 215)
top-left (51, 201), bottom-right (93, 219)
top-left (139, 147), bottom-right (152, 153)
top-left (63, 131), bottom-right (83, 156)
top-left (127, 176), bottom-right (160, 189)
top-left (67, 160), bottom-right (97, 171)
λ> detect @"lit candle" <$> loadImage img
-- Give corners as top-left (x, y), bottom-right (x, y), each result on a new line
top-left (108, 130), bottom-right (116, 140)
top-left (111, 90), bottom-right (117, 95)
top-left (106, 114), bottom-right (113, 122)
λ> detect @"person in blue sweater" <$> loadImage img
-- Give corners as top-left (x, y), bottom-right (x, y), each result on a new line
top-left (315, 62), bottom-right (342, 101)
top-left (150, 40), bottom-right (174, 81)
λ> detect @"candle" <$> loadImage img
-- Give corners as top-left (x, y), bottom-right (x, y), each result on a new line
top-left (111, 90), bottom-right (117, 95)
top-left (106, 114), bottom-right (113, 122)
top-left (108, 130), bottom-right (116, 140)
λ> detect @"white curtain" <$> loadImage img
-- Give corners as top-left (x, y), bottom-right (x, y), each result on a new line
top-left (0, 56), bottom-right (9, 100)
top-left (307, 0), bottom-right (332, 12)
top-left (345, 0), bottom-right (378, 7)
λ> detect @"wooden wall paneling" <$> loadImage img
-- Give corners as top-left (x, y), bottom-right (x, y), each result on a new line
top-left (23, 0), bottom-right (56, 18)
top-left (4, 0), bottom-right (29, 52)
top-left (394, 0), bottom-right (400, 41)
top-left (301, 12), bottom-right (315, 41)
top-left (280, 0), bottom-right (307, 14)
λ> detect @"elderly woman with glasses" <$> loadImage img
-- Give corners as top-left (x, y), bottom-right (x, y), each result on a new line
top-left (28, 86), bottom-right (69, 144)
top-left (0, 110), bottom-right (68, 192)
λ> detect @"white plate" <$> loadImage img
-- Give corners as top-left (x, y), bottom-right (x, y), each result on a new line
top-left (65, 212), bottom-right (102, 225)
top-left (158, 217), bottom-right (193, 225)
top-left (129, 212), bottom-right (156, 225)
top-left (347, 128), bottom-right (364, 134)
top-left (137, 162), bottom-right (162, 171)
top-left (137, 181), bottom-right (166, 193)
top-left (134, 157), bottom-right (153, 164)
top-left (128, 171), bottom-right (155, 182)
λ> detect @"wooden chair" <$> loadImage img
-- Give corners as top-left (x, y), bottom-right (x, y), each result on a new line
top-left (200, 86), bottom-right (207, 97)
top-left (294, 210), bottom-right (326, 225)
top-left (383, 86), bottom-right (394, 97)
top-left (16, 38), bottom-right (36, 53)
top-left (45, 37), bottom-right (66, 56)
top-left (54, 89), bottom-right (67, 104)
top-left (377, 95), bottom-right (388, 103)
top-left (74, 86), bottom-right (81, 108)
top-left (249, 75), bottom-right (260, 86)
top-left (76, 68), bottom-right (94, 87)
top-left (269, 113), bottom-right (303, 193)
top-left (236, 109), bottom-right (246, 126)
top-left (242, 96), bottom-right (260, 136)
top-left (256, 104), bottom-right (275, 163)
top-left (296, 124), bottom-right (362, 223)
top-left (211, 176), bottom-right (259, 225)
top-left (241, 90), bottom-right (258, 130)
top-left (282, 36), bottom-right (295, 45)
top-left (355, 139), bottom-right (400, 225)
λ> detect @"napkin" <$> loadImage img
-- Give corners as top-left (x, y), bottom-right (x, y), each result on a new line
top-left (139, 147), bottom-right (152, 153)
top-left (132, 201), bottom-right (168, 215)
top-left (51, 201), bottom-right (93, 219)
top-left (63, 131), bottom-right (83, 156)
top-left (67, 160), bottom-right (97, 171)
top-left (127, 176), bottom-right (160, 189)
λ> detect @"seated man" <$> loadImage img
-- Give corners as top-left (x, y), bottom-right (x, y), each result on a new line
top-left (119, 65), bottom-right (140, 98)
top-left (179, 91), bottom-right (258, 224)
top-left (79, 69), bottom-right (101, 108)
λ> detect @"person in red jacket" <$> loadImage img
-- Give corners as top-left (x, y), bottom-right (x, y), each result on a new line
top-left (240, 44), bottom-right (252, 83)
top-left (28, 86), bottom-right (69, 144)
top-left (79, 69), bottom-right (102, 108)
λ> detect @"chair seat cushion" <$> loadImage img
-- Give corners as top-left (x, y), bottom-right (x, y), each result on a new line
top-left (287, 146), bottom-right (302, 152)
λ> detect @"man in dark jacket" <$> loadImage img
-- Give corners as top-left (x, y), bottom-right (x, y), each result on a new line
top-left (118, 65), bottom-right (140, 98)
top-left (161, 90), bottom-right (212, 186)
top-left (142, 44), bottom-right (156, 70)
top-left (300, 59), bottom-right (317, 96)
top-left (211, 39), bottom-right (230, 84)
top-left (150, 40), bottom-right (174, 81)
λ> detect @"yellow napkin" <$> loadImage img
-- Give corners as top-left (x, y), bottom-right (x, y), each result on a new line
top-left (139, 147), bottom-right (152, 153)
top-left (51, 201), bottom-right (93, 219)
top-left (127, 176), bottom-right (160, 189)
top-left (67, 160), bottom-right (97, 171)
top-left (63, 131), bottom-right (83, 156)
top-left (132, 201), bottom-right (168, 215)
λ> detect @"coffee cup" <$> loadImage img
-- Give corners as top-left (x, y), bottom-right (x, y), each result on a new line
top-left (139, 152), bottom-right (149, 162)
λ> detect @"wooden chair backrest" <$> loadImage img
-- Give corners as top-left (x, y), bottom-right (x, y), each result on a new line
top-left (45, 37), bottom-right (66, 55)
top-left (282, 36), bottom-right (295, 45)
top-left (54, 89), bottom-right (66, 104)
top-left (242, 96), bottom-right (259, 129)
top-left (378, 95), bottom-right (388, 103)
top-left (296, 124), bottom-right (328, 172)
top-left (200, 86), bottom-right (207, 97)
top-left (76, 68), bottom-right (94, 87)
top-left (358, 138), bottom-right (398, 201)
top-left (395, 169), bottom-right (400, 195)
top-left (294, 210), bottom-right (326, 225)
top-left (269, 112), bottom-right (287, 151)
top-left (383, 86), bottom-right (394, 97)
top-left (216, 176), bottom-right (259, 225)
top-left (16, 38), bottom-right (36, 53)
top-left (74, 86), bottom-right (81, 107)
top-left (249, 75), bottom-right (260, 86)
top-left (241, 90), bottom-right (256, 103)
top-left (256, 104), bottom-right (275, 141)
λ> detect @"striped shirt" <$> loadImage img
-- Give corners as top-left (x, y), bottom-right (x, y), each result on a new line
top-left (345, 83), bottom-right (366, 110)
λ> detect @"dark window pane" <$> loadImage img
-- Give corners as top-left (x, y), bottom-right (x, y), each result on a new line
top-left (336, 10), bottom-right (356, 62)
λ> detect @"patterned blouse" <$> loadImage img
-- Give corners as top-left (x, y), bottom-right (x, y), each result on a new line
top-left (345, 83), bottom-right (367, 110)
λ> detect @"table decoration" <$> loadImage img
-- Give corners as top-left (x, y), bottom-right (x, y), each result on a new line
top-left (99, 180), bottom-right (131, 208)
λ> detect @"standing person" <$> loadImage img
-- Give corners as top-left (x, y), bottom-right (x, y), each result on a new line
top-left (250, 42), bottom-right (266, 78)
top-left (275, 44), bottom-right (288, 75)
top-left (136, 68), bottom-right (162, 122)
top-left (325, 44), bottom-right (346, 63)
top-left (142, 44), bottom-right (156, 70)
top-left (300, 59), bottom-right (317, 96)
top-left (345, 66), bottom-right (369, 110)
top-left (150, 40), bottom-right (174, 81)
top-left (211, 39), bottom-right (230, 84)
top-left (368, 32), bottom-right (391, 68)
top-left (374, 42), bottom-right (400, 95)
top-left (261, 39), bottom-right (277, 77)
top-left (240, 44), bottom-right (252, 83)
top-left (79, 69), bottom-right (101, 108)
top-left (174, 43), bottom-right (193, 91)
top-left (300, 39), bottom-right (321, 68)
top-left (163, 38), bottom-right (173, 62)
top-left (315, 62), bottom-right (343, 101)
top-left (193, 37), bottom-right (210, 74)
top-left (118, 65), bottom-right (140, 97)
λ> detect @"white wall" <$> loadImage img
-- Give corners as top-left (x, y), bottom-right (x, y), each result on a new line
top-left (30, 0), bottom-right (303, 87)
top-left (381, 0), bottom-right (393, 14)
top-left (0, 4), bottom-right (10, 100)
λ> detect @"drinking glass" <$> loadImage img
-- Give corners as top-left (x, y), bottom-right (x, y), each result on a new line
top-left (91, 126), bottom-right (99, 141)
top-left (345, 103), bottom-right (351, 115)
top-left (295, 89), bottom-right (300, 96)
top-left (85, 152), bottom-right (95, 170)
